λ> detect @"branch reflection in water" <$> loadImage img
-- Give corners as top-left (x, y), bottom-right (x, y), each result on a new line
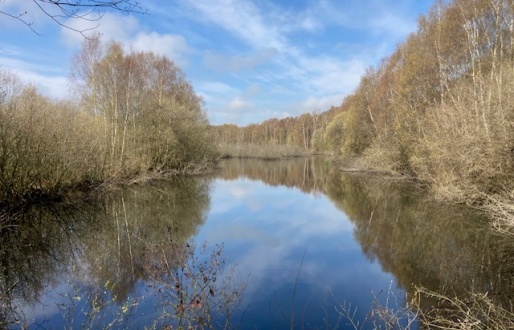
top-left (214, 158), bottom-right (514, 328)
top-left (0, 177), bottom-right (245, 329)
top-left (1, 158), bottom-right (513, 328)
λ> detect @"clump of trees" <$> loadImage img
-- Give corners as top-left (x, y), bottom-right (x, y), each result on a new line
top-left (318, 0), bottom-right (514, 230)
top-left (0, 40), bottom-right (216, 205)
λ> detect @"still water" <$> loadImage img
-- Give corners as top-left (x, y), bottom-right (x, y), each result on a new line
top-left (1, 158), bottom-right (513, 329)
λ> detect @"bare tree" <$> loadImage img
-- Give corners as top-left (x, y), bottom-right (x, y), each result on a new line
top-left (0, 0), bottom-right (145, 37)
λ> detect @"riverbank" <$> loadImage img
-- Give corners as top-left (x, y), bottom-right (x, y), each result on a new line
top-left (0, 159), bottom-right (218, 216)
top-left (331, 152), bottom-right (514, 237)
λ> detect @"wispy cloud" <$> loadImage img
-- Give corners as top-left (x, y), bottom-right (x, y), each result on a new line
top-left (183, 0), bottom-right (287, 51)
top-left (0, 0), bottom-right (429, 124)
top-left (203, 48), bottom-right (278, 73)
top-left (228, 97), bottom-right (252, 111)
top-left (291, 94), bottom-right (347, 115)
top-left (0, 55), bottom-right (69, 98)
top-left (60, 13), bottom-right (190, 66)
top-left (179, 0), bottom-right (399, 121)
top-left (132, 32), bottom-right (189, 66)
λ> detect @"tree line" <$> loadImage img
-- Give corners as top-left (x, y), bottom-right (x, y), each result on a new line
top-left (0, 39), bottom-right (216, 205)
top-left (210, 107), bottom-right (337, 158)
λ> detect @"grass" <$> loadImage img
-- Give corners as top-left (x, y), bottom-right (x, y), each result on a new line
top-left (409, 287), bottom-right (514, 330)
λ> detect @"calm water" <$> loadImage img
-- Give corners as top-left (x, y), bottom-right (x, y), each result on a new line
top-left (1, 158), bottom-right (513, 329)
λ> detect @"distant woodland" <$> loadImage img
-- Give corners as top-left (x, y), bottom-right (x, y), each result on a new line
top-left (213, 0), bottom-right (514, 233)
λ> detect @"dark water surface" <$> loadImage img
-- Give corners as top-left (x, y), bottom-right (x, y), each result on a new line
top-left (1, 158), bottom-right (513, 329)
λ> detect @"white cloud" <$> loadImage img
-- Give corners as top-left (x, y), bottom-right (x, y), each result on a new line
top-left (197, 81), bottom-right (240, 96)
top-left (184, 0), bottom-right (287, 51)
top-left (182, 0), bottom-right (370, 121)
top-left (228, 97), bottom-right (251, 111)
top-left (195, 81), bottom-right (241, 112)
top-left (0, 0), bottom-right (56, 31)
top-left (60, 13), bottom-right (140, 47)
top-left (0, 0), bottom-right (428, 125)
top-left (60, 13), bottom-right (189, 65)
top-left (132, 32), bottom-right (189, 66)
top-left (23, 72), bottom-right (69, 99)
top-left (291, 94), bottom-right (345, 116)
top-left (307, 58), bottom-right (367, 95)
top-left (298, 16), bottom-right (322, 32)
top-left (243, 84), bottom-right (262, 97)
top-left (0, 56), bottom-right (69, 98)
top-left (369, 11), bottom-right (418, 39)
top-left (203, 48), bottom-right (278, 72)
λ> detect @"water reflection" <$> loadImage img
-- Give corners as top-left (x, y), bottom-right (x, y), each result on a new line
top-left (1, 158), bottom-right (513, 329)
top-left (0, 203), bottom-right (98, 327)
top-left (0, 177), bottom-right (231, 328)
top-left (217, 158), bottom-right (514, 312)
top-left (82, 177), bottom-right (212, 301)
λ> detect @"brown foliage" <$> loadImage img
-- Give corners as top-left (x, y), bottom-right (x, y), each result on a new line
top-left (316, 0), bottom-right (514, 231)
top-left (0, 40), bottom-right (216, 205)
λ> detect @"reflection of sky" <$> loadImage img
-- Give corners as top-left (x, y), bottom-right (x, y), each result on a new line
top-left (195, 178), bottom-right (404, 329)
top-left (17, 175), bottom-right (407, 329)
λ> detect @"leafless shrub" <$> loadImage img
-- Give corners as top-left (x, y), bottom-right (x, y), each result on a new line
top-left (484, 190), bottom-right (514, 236)
top-left (145, 242), bottom-right (246, 329)
top-left (412, 287), bottom-right (514, 330)
top-left (336, 282), bottom-right (418, 330)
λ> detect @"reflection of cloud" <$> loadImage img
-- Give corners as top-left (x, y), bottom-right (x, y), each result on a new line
top-left (208, 225), bottom-right (281, 247)
top-left (195, 175), bottom-right (397, 319)
top-left (227, 184), bottom-right (254, 199)
top-left (248, 199), bottom-right (262, 212)
top-left (16, 281), bottom-right (69, 323)
top-left (201, 178), bottom-right (355, 277)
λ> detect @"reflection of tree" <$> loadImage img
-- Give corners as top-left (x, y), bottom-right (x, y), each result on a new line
top-left (219, 158), bottom-right (514, 311)
top-left (324, 173), bottom-right (514, 310)
top-left (80, 177), bottom-right (213, 301)
top-left (0, 176), bottom-right (217, 328)
top-left (218, 157), bottom-right (329, 194)
top-left (0, 203), bottom-right (99, 328)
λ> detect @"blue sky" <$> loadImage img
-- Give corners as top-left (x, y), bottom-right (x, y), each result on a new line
top-left (0, 0), bottom-right (433, 125)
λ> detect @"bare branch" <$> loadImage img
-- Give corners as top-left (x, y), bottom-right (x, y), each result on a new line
top-left (0, 8), bottom-right (42, 35)
top-left (0, 0), bottom-right (146, 39)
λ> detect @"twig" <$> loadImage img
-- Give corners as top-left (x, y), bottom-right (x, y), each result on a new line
top-left (291, 248), bottom-right (307, 330)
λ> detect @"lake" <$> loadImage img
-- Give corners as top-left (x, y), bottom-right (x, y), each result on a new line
top-left (1, 157), bottom-right (513, 329)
